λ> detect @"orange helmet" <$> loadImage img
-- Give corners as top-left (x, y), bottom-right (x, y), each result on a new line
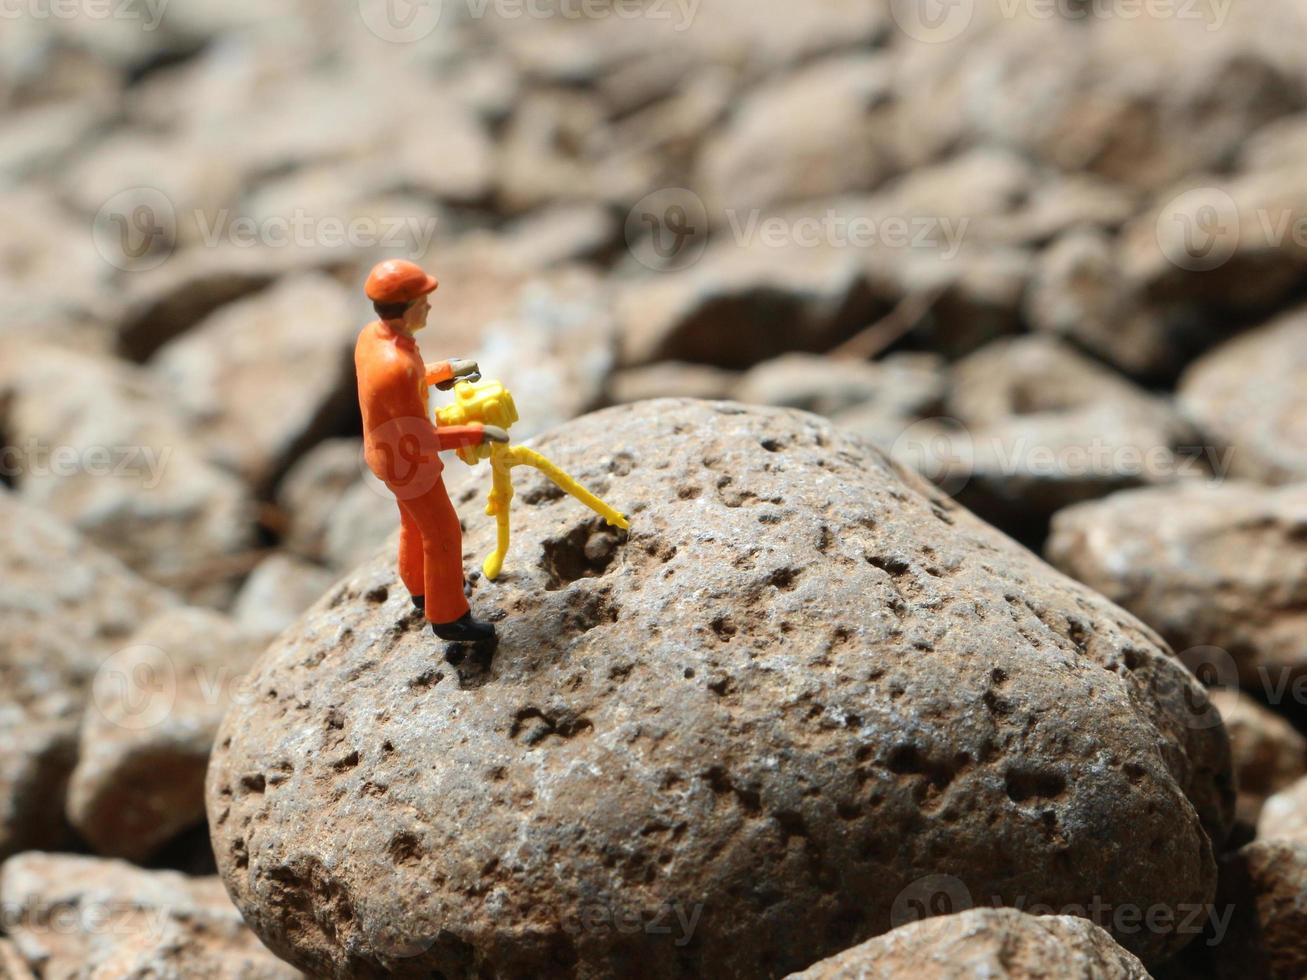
top-left (365, 259), bottom-right (439, 304)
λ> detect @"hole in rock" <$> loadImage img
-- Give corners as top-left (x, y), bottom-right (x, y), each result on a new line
top-left (1005, 768), bottom-right (1068, 803)
top-left (540, 518), bottom-right (624, 591)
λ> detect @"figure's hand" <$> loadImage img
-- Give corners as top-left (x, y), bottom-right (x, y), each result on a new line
top-left (481, 424), bottom-right (510, 444)
top-left (434, 357), bottom-right (481, 390)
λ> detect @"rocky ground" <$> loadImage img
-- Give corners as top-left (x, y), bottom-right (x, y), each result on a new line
top-left (5, 1), bottom-right (1307, 978)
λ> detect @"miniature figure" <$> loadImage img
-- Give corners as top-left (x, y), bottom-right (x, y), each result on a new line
top-left (355, 259), bottom-right (508, 643)
top-left (435, 378), bottom-right (629, 580)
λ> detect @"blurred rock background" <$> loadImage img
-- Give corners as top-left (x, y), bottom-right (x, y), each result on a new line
top-left (3, 0), bottom-right (1307, 976)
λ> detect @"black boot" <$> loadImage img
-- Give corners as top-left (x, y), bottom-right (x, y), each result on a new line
top-left (411, 595), bottom-right (425, 612)
top-left (431, 612), bottom-right (497, 643)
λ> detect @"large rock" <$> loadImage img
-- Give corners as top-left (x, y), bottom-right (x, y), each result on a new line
top-left (1047, 482), bottom-right (1307, 688)
top-left (66, 607), bottom-right (261, 862)
top-left (0, 491), bottom-right (172, 859)
top-left (1179, 308), bottom-right (1307, 486)
top-left (0, 852), bottom-right (300, 979)
top-left (209, 400), bottom-right (1231, 976)
top-left (785, 908), bottom-right (1148, 979)
top-left (0, 343), bottom-right (255, 604)
top-left (150, 273), bottom-right (361, 490)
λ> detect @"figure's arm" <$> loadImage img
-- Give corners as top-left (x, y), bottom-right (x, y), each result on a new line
top-left (432, 423), bottom-right (510, 452)
top-left (425, 357), bottom-right (481, 390)
top-left (424, 361), bottom-right (453, 387)
top-left (432, 423), bottom-right (485, 451)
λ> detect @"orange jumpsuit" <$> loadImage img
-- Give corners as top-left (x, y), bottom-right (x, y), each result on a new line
top-left (355, 321), bottom-right (484, 625)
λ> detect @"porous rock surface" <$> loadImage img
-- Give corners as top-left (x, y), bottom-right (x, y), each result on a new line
top-left (784, 907), bottom-right (1149, 979)
top-left (208, 400), bottom-right (1232, 978)
top-left (1046, 482), bottom-right (1307, 688)
top-left (0, 852), bottom-right (301, 979)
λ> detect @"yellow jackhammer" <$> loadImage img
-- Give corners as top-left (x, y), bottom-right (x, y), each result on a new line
top-left (433, 379), bottom-right (630, 581)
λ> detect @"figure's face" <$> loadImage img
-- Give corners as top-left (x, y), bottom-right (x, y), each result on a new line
top-left (404, 294), bottom-right (431, 333)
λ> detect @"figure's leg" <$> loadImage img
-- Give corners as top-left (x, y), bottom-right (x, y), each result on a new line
top-left (395, 499), bottom-right (426, 606)
top-left (406, 479), bottom-right (471, 627)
